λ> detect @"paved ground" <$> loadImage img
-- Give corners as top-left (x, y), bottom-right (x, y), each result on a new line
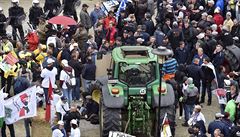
top-left (0, 0), bottom-right (220, 137)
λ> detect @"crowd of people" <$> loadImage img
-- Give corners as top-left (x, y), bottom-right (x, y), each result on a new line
top-left (1, 0), bottom-right (240, 136)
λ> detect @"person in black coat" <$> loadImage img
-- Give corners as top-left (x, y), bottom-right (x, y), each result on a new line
top-left (167, 22), bottom-right (184, 52)
top-left (0, 8), bottom-right (7, 37)
top-left (175, 41), bottom-right (189, 65)
top-left (69, 53), bottom-right (83, 101)
top-left (62, 0), bottom-right (78, 22)
top-left (61, 43), bottom-right (71, 61)
top-left (212, 45), bottom-right (224, 70)
top-left (44, 0), bottom-right (61, 19)
top-left (186, 58), bottom-right (204, 94)
top-left (29, 0), bottom-right (43, 29)
top-left (142, 12), bottom-right (155, 36)
top-left (63, 105), bottom-right (81, 134)
top-left (201, 57), bottom-right (216, 105)
top-left (82, 57), bottom-right (96, 92)
top-left (229, 119), bottom-right (240, 137)
top-left (8, 0), bottom-right (25, 41)
top-left (175, 65), bottom-right (187, 120)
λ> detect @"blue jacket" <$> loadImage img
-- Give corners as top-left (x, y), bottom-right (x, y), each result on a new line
top-left (175, 46), bottom-right (189, 64)
top-left (90, 9), bottom-right (104, 26)
top-left (192, 54), bottom-right (208, 66)
top-left (208, 120), bottom-right (225, 137)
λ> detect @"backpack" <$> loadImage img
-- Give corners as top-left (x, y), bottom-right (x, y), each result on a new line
top-left (64, 70), bottom-right (76, 89)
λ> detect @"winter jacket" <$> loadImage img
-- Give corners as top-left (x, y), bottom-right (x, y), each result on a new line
top-left (82, 63), bottom-right (96, 80)
top-left (29, 6), bottom-right (43, 26)
top-left (154, 29), bottom-right (165, 46)
top-left (90, 9), bottom-right (104, 26)
top-left (142, 19), bottom-right (155, 36)
top-left (0, 13), bottom-right (7, 36)
top-left (208, 120), bottom-right (225, 137)
top-left (183, 85), bottom-right (199, 105)
top-left (8, 6), bottom-right (25, 26)
top-left (69, 59), bottom-right (83, 78)
top-left (106, 27), bottom-right (117, 46)
top-left (43, 0), bottom-right (61, 19)
top-left (212, 51), bottom-right (224, 68)
top-left (175, 46), bottom-right (189, 64)
top-left (103, 16), bottom-right (116, 29)
top-left (225, 100), bottom-right (237, 122)
top-left (80, 10), bottom-right (92, 30)
top-left (186, 64), bottom-right (204, 88)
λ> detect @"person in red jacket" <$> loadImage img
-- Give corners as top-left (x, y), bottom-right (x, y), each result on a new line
top-left (106, 21), bottom-right (117, 48)
top-left (26, 30), bottom-right (39, 51)
top-left (213, 8), bottom-right (224, 33)
top-left (103, 11), bottom-right (116, 29)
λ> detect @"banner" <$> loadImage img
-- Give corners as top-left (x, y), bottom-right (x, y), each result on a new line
top-left (4, 86), bottom-right (37, 124)
top-left (0, 88), bottom-right (5, 118)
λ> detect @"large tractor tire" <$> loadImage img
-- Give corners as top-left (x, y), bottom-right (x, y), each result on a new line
top-left (224, 45), bottom-right (240, 72)
top-left (100, 96), bottom-right (122, 137)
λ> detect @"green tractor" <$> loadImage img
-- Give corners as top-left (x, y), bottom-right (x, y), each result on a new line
top-left (91, 46), bottom-right (175, 137)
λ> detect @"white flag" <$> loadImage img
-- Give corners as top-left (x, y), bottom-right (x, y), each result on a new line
top-left (0, 88), bottom-right (5, 118)
top-left (4, 86), bottom-right (37, 124)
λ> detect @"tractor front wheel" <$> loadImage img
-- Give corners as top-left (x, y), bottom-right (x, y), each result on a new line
top-left (100, 96), bottom-right (122, 137)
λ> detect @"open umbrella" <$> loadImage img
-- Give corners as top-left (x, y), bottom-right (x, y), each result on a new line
top-left (48, 16), bottom-right (77, 26)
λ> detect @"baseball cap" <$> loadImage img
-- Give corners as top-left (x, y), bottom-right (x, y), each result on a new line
top-left (61, 59), bottom-right (69, 67)
top-left (215, 113), bottom-right (224, 118)
top-left (57, 121), bottom-right (64, 125)
top-left (71, 119), bottom-right (78, 125)
top-left (47, 58), bottom-right (55, 64)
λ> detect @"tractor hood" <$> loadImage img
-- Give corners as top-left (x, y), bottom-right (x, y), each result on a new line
top-left (112, 46), bottom-right (157, 64)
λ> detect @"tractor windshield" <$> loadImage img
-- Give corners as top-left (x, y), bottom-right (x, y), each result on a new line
top-left (118, 62), bottom-right (156, 87)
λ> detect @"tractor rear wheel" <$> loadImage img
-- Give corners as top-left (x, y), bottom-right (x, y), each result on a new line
top-left (100, 96), bottom-right (122, 137)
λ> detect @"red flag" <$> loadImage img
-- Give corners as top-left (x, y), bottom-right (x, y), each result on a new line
top-left (5, 52), bottom-right (19, 66)
top-left (45, 78), bottom-right (53, 122)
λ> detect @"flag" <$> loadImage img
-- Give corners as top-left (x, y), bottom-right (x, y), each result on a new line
top-left (0, 88), bottom-right (5, 118)
top-left (45, 78), bottom-right (53, 122)
top-left (4, 86), bottom-right (37, 124)
top-left (0, 88), bottom-right (5, 128)
top-left (4, 52), bottom-right (19, 66)
top-left (115, 0), bottom-right (127, 20)
top-left (161, 113), bottom-right (172, 137)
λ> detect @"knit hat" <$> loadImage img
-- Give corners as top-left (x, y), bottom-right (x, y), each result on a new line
top-left (187, 77), bottom-right (194, 88)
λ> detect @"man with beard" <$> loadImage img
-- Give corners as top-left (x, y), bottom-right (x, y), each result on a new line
top-left (29, 0), bottom-right (43, 29)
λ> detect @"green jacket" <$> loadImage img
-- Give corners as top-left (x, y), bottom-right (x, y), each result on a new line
top-left (225, 99), bottom-right (236, 122)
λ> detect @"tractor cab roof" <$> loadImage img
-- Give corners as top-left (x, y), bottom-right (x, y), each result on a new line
top-left (112, 46), bottom-right (157, 64)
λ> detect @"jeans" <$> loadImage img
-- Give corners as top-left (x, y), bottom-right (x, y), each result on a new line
top-left (24, 118), bottom-right (31, 137)
top-left (43, 88), bottom-right (49, 104)
top-left (1, 122), bottom-right (15, 137)
top-left (183, 104), bottom-right (194, 122)
top-left (63, 88), bottom-right (72, 105)
top-left (220, 104), bottom-right (225, 114)
top-left (72, 77), bottom-right (81, 100)
top-left (83, 79), bottom-right (93, 93)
